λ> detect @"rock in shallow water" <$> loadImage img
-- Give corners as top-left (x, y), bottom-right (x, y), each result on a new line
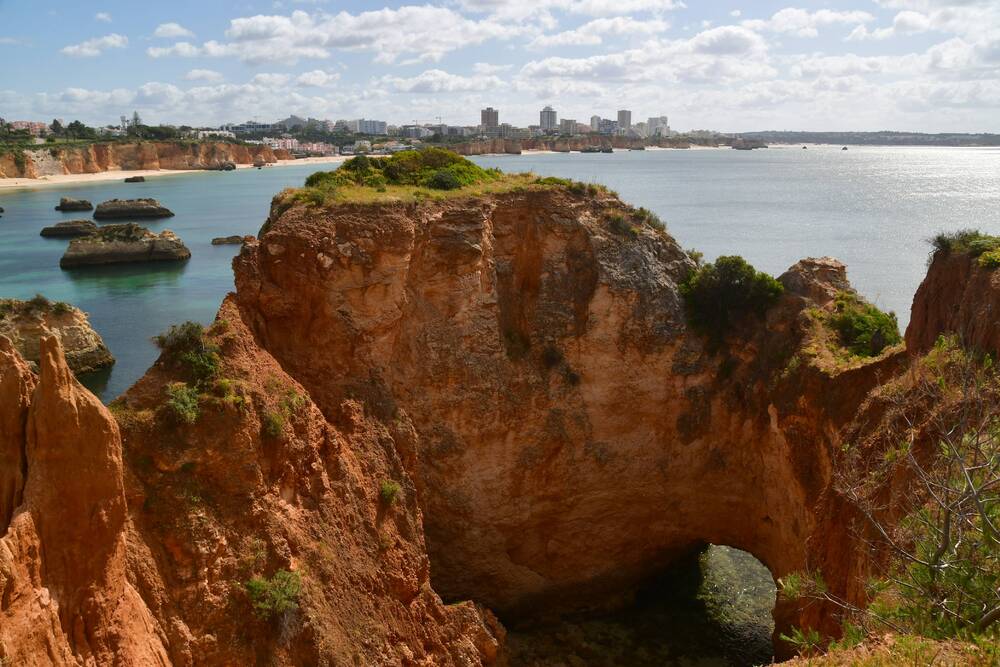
top-left (54, 197), bottom-right (93, 212)
top-left (39, 219), bottom-right (98, 238)
top-left (93, 198), bottom-right (173, 220)
top-left (0, 297), bottom-right (114, 374)
top-left (211, 235), bottom-right (249, 245)
top-left (60, 222), bottom-right (190, 268)
top-left (123, 175), bottom-right (146, 183)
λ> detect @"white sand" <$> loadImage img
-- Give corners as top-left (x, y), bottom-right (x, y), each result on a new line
top-left (0, 155), bottom-right (350, 190)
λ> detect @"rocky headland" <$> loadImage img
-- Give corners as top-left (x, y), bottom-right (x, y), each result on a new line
top-left (60, 223), bottom-right (191, 268)
top-left (39, 219), bottom-right (98, 238)
top-left (0, 141), bottom-right (292, 179)
top-left (54, 197), bottom-right (93, 212)
top-left (0, 158), bottom-right (997, 665)
top-left (0, 296), bottom-right (113, 375)
top-left (93, 198), bottom-right (174, 220)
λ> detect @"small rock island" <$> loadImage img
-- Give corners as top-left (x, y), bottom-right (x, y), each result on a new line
top-left (54, 197), bottom-right (93, 212)
top-left (60, 223), bottom-right (191, 268)
top-left (40, 220), bottom-right (98, 238)
top-left (93, 198), bottom-right (174, 220)
top-left (0, 295), bottom-right (114, 375)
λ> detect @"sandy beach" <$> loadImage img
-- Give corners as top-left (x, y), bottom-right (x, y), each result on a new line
top-left (0, 155), bottom-right (349, 190)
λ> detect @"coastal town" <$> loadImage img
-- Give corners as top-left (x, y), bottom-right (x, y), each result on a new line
top-left (3, 106), bottom-right (694, 158)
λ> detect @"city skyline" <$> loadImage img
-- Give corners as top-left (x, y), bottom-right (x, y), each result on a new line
top-left (1, 1), bottom-right (998, 132)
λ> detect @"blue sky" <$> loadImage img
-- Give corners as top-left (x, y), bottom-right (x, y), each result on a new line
top-left (1, 0), bottom-right (998, 131)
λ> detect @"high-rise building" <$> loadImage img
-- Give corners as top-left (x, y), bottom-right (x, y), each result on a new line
top-left (617, 109), bottom-right (632, 130)
top-left (540, 105), bottom-right (557, 131)
top-left (481, 107), bottom-right (499, 129)
top-left (590, 115), bottom-right (601, 132)
top-left (559, 118), bottom-right (577, 135)
top-left (647, 115), bottom-right (670, 136)
top-left (356, 119), bottom-right (388, 135)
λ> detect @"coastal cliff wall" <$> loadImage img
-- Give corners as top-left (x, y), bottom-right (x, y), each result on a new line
top-left (3, 181), bottom-right (992, 664)
top-left (232, 187), bottom-right (903, 644)
top-left (0, 142), bottom-right (293, 179)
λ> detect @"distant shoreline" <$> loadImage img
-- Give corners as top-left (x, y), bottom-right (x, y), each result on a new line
top-left (0, 155), bottom-right (349, 191)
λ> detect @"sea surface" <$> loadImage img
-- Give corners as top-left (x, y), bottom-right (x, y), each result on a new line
top-left (1, 145), bottom-right (998, 402)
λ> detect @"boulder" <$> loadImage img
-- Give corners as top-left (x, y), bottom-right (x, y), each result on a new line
top-left (93, 198), bottom-right (174, 220)
top-left (123, 175), bottom-right (146, 183)
top-left (219, 161), bottom-right (237, 171)
top-left (211, 235), bottom-right (247, 245)
top-left (60, 223), bottom-right (190, 268)
top-left (0, 297), bottom-right (114, 375)
top-left (54, 197), bottom-right (93, 212)
top-left (39, 219), bottom-right (98, 238)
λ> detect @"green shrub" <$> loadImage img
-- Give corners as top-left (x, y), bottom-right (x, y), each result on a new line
top-left (28, 293), bottom-right (51, 311)
top-left (632, 207), bottom-right (665, 232)
top-left (245, 569), bottom-right (301, 619)
top-left (828, 292), bottom-right (901, 357)
top-left (51, 301), bottom-right (73, 315)
top-left (931, 229), bottom-right (1000, 257)
top-left (534, 176), bottom-right (574, 187)
top-left (310, 148), bottom-right (498, 193)
top-left (680, 256), bottom-right (784, 346)
top-left (606, 212), bottom-right (637, 238)
top-left (165, 382), bottom-right (200, 424)
top-left (380, 480), bottom-right (401, 505)
top-left (425, 168), bottom-right (462, 190)
top-left (262, 410), bottom-right (285, 438)
top-left (978, 249), bottom-right (1000, 269)
top-left (155, 321), bottom-right (220, 385)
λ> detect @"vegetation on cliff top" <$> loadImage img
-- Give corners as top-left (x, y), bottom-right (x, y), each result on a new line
top-left (270, 148), bottom-right (619, 214)
top-left (781, 336), bottom-right (1000, 660)
top-left (0, 294), bottom-right (74, 320)
top-left (826, 292), bottom-right (901, 358)
top-left (680, 255), bottom-right (784, 346)
top-left (931, 229), bottom-right (1000, 268)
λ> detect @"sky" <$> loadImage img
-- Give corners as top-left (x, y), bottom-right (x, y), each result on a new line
top-left (0, 0), bottom-right (998, 132)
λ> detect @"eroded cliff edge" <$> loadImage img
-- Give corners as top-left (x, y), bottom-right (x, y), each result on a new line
top-left (0, 141), bottom-right (292, 179)
top-left (1, 180), bottom-right (991, 664)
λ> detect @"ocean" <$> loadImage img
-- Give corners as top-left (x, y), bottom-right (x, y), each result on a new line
top-left (1, 145), bottom-right (998, 402)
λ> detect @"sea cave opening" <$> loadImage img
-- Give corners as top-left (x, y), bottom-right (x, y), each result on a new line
top-left (502, 544), bottom-right (778, 667)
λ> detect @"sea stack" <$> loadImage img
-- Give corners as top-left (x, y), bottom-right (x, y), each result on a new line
top-left (60, 222), bottom-right (190, 268)
top-left (40, 220), bottom-right (98, 238)
top-left (54, 197), bottom-right (93, 212)
top-left (0, 296), bottom-right (114, 375)
top-left (124, 175), bottom-right (146, 183)
top-left (93, 198), bottom-right (174, 220)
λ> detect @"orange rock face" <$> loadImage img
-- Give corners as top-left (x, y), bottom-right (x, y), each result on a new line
top-left (0, 142), bottom-right (282, 179)
top-left (233, 189), bottom-right (902, 647)
top-left (3, 185), bottom-right (990, 664)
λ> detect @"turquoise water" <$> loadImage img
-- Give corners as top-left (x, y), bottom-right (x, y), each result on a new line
top-left (1, 146), bottom-right (998, 402)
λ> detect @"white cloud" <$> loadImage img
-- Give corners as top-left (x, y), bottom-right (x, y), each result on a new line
top-left (473, 62), bottom-right (513, 74)
top-left (296, 69), bottom-right (340, 86)
top-left (95, 12), bottom-right (112, 23)
top-left (251, 73), bottom-right (292, 86)
top-left (730, 9), bottom-right (742, 18)
top-left (530, 16), bottom-right (669, 48)
top-left (154, 23), bottom-right (196, 39)
top-left (847, 10), bottom-right (932, 40)
top-left (381, 68), bottom-right (503, 92)
top-left (61, 33), bottom-right (128, 57)
top-left (743, 8), bottom-right (875, 38)
top-left (184, 68), bottom-right (224, 82)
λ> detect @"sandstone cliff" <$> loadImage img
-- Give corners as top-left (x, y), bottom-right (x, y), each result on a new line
top-left (0, 305), bottom-right (501, 665)
top-left (233, 187), bottom-right (903, 648)
top-left (2, 179), bottom-right (990, 664)
top-left (0, 142), bottom-right (292, 179)
top-left (0, 298), bottom-right (114, 375)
